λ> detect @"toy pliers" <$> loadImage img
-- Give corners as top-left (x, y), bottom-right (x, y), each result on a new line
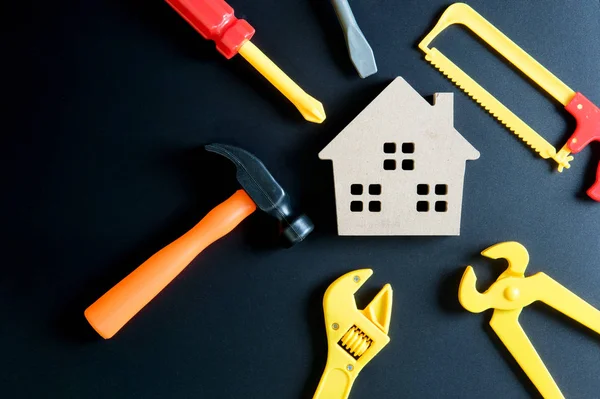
top-left (313, 269), bottom-right (392, 399)
top-left (459, 242), bottom-right (600, 399)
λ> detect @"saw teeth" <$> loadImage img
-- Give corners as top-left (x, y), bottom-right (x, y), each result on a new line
top-left (425, 51), bottom-right (557, 160)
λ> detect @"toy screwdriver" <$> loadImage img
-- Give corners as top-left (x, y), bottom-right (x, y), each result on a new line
top-left (166, 0), bottom-right (326, 124)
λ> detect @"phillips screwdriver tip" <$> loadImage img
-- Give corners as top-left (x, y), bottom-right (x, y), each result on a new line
top-left (296, 96), bottom-right (327, 123)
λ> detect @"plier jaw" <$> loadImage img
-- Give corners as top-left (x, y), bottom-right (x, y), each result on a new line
top-left (313, 269), bottom-right (393, 399)
top-left (459, 242), bottom-right (533, 313)
top-left (458, 241), bottom-right (600, 398)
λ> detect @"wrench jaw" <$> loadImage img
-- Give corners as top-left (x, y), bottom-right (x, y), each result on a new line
top-left (322, 270), bottom-right (393, 371)
top-left (313, 270), bottom-right (393, 399)
top-left (361, 283), bottom-right (392, 334)
top-left (323, 269), bottom-right (373, 308)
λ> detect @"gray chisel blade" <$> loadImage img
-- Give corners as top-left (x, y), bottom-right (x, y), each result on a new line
top-left (331, 0), bottom-right (377, 78)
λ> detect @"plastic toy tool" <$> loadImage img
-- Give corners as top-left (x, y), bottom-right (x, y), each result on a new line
top-left (330, 0), bottom-right (377, 78)
top-left (313, 269), bottom-right (392, 399)
top-left (166, 0), bottom-right (326, 123)
top-left (459, 242), bottom-right (600, 398)
top-left (85, 144), bottom-right (313, 339)
top-left (419, 3), bottom-right (600, 201)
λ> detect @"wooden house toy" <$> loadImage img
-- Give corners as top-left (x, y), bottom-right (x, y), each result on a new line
top-left (319, 77), bottom-right (479, 236)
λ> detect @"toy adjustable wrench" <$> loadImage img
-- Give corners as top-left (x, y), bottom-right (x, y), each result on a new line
top-left (459, 242), bottom-right (600, 399)
top-left (419, 3), bottom-right (600, 201)
top-left (313, 269), bottom-right (392, 399)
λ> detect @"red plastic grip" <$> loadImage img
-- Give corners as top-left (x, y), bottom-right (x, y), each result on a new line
top-left (588, 165), bottom-right (600, 202)
top-left (166, 0), bottom-right (255, 59)
top-left (565, 92), bottom-right (600, 201)
top-left (565, 92), bottom-right (600, 153)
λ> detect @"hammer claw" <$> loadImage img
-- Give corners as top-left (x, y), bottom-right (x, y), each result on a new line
top-left (207, 143), bottom-right (314, 244)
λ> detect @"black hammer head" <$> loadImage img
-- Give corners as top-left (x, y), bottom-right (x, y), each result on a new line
top-left (205, 143), bottom-right (314, 245)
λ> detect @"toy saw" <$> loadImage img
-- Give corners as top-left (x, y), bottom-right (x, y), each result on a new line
top-left (418, 3), bottom-right (600, 201)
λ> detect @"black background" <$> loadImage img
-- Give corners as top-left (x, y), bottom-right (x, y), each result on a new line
top-left (3, 0), bottom-right (600, 398)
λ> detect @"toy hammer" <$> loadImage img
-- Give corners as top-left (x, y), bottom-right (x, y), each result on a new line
top-left (85, 144), bottom-right (313, 339)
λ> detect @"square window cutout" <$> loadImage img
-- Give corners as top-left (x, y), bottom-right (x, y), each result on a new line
top-left (417, 184), bottom-right (429, 195)
top-left (383, 142), bottom-right (396, 153)
top-left (369, 201), bottom-right (381, 212)
top-left (417, 201), bottom-right (429, 212)
top-left (369, 184), bottom-right (382, 195)
top-left (402, 160), bottom-right (414, 170)
top-left (435, 184), bottom-right (448, 195)
top-left (383, 159), bottom-right (396, 170)
top-left (435, 201), bottom-right (448, 212)
top-left (350, 201), bottom-right (363, 212)
top-left (351, 184), bottom-right (363, 195)
top-left (402, 143), bottom-right (415, 153)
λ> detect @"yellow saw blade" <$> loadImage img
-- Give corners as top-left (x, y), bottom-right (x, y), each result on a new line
top-left (423, 48), bottom-right (557, 160)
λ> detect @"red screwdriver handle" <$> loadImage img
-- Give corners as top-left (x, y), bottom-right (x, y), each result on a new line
top-left (166, 0), bottom-right (255, 59)
top-left (565, 93), bottom-right (600, 201)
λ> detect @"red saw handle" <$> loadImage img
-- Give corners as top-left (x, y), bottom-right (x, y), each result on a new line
top-left (587, 164), bottom-right (600, 202)
top-left (565, 93), bottom-right (600, 201)
top-left (85, 190), bottom-right (256, 339)
top-left (166, 0), bottom-right (255, 59)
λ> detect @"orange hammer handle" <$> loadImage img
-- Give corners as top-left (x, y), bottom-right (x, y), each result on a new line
top-left (84, 189), bottom-right (256, 339)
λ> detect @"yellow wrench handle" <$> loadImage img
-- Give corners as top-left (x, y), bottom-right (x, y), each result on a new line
top-left (313, 364), bottom-right (355, 399)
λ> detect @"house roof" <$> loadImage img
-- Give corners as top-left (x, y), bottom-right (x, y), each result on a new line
top-left (319, 77), bottom-right (480, 161)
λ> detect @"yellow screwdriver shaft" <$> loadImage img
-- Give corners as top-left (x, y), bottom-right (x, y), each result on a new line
top-left (239, 41), bottom-right (326, 124)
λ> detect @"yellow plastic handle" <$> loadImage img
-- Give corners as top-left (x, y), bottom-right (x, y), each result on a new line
top-left (84, 190), bottom-right (257, 339)
top-left (313, 364), bottom-right (354, 399)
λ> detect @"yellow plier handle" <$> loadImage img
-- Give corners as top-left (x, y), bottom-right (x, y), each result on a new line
top-left (490, 309), bottom-right (565, 399)
top-left (488, 273), bottom-right (600, 399)
top-left (536, 273), bottom-right (600, 334)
